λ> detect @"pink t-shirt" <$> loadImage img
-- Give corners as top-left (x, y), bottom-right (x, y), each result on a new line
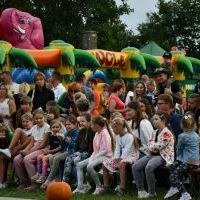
top-left (90, 127), bottom-right (112, 159)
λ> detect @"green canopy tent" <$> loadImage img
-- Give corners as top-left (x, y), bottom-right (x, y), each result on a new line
top-left (140, 41), bottom-right (166, 56)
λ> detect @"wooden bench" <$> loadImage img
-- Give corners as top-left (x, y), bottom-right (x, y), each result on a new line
top-left (188, 167), bottom-right (200, 191)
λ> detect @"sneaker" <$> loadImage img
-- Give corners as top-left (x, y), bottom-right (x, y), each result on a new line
top-left (138, 190), bottom-right (149, 199)
top-left (73, 187), bottom-right (87, 194)
top-left (115, 186), bottom-right (126, 196)
top-left (164, 187), bottom-right (179, 199)
top-left (114, 185), bottom-right (120, 192)
top-left (41, 179), bottom-right (51, 189)
top-left (25, 184), bottom-right (40, 190)
top-left (83, 183), bottom-right (92, 193)
top-left (0, 148), bottom-right (11, 159)
top-left (92, 187), bottom-right (105, 195)
top-left (35, 175), bottom-right (47, 184)
top-left (18, 184), bottom-right (29, 189)
top-left (0, 183), bottom-right (7, 189)
top-left (179, 192), bottom-right (192, 200)
top-left (147, 193), bottom-right (156, 198)
top-left (31, 173), bottom-right (41, 182)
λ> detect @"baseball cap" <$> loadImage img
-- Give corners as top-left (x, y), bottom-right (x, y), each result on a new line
top-left (163, 51), bottom-right (172, 59)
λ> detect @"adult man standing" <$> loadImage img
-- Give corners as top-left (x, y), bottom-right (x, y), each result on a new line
top-left (157, 94), bottom-right (182, 140)
top-left (49, 71), bottom-right (66, 102)
top-left (154, 68), bottom-right (182, 106)
top-left (187, 93), bottom-right (200, 127)
top-left (2, 71), bottom-right (20, 96)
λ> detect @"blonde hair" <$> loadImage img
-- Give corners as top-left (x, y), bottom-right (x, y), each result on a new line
top-left (74, 92), bottom-right (87, 101)
top-left (181, 113), bottom-right (197, 132)
top-left (110, 112), bottom-right (123, 120)
top-left (19, 82), bottom-right (30, 96)
top-left (33, 108), bottom-right (45, 118)
top-left (21, 112), bottom-right (33, 121)
top-left (111, 117), bottom-right (140, 151)
top-left (0, 123), bottom-right (9, 134)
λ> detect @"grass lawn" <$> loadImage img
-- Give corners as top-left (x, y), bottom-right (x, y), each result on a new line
top-left (0, 186), bottom-right (199, 200)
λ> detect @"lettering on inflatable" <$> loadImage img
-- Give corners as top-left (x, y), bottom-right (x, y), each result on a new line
top-left (90, 50), bottom-right (126, 69)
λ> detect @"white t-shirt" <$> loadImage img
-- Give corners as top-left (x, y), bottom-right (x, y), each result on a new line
top-left (125, 91), bottom-right (134, 105)
top-left (114, 133), bottom-right (135, 159)
top-left (9, 82), bottom-right (20, 95)
top-left (22, 128), bottom-right (33, 136)
top-left (128, 119), bottom-right (154, 155)
top-left (52, 83), bottom-right (66, 102)
top-left (31, 122), bottom-right (50, 141)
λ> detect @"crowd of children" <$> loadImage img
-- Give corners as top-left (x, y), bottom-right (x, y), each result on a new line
top-left (0, 70), bottom-right (199, 200)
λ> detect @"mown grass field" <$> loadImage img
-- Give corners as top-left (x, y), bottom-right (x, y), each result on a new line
top-left (0, 186), bottom-right (199, 200)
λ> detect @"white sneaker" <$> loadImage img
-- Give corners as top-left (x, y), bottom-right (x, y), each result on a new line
top-left (31, 173), bottom-right (41, 182)
top-left (164, 187), bottom-right (179, 199)
top-left (83, 183), bottom-right (92, 193)
top-left (0, 148), bottom-right (11, 159)
top-left (179, 192), bottom-right (192, 200)
top-left (92, 187), bottom-right (105, 195)
top-left (138, 190), bottom-right (149, 199)
top-left (0, 183), bottom-right (7, 189)
top-left (73, 187), bottom-right (87, 194)
top-left (35, 175), bottom-right (47, 184)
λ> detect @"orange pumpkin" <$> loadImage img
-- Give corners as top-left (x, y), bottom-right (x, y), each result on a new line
top-left (46, 181), bottom-right (72, 200)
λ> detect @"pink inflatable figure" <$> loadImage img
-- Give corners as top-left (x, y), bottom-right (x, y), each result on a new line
top-left (0, 8), bottom-right (44, 49)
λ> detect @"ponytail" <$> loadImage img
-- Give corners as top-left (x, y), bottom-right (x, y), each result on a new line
top-left (124, 120), bottom-right (140, 151)
top-left (105, 120), bottom-right (115, 152)
top-left (92, 115), bottom-right (115, 151)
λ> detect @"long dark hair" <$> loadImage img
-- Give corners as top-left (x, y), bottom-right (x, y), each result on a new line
top-left (127, 101), bottom-right (144, 128)
top-left (139, 98), bottom-right (155, 119)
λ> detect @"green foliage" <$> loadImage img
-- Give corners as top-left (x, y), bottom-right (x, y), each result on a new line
top-left (129, 53), bottom-right (146, 71)
top-left (0, 0), bottom-right (135, 51)
top-left (187, 57), bottom-right (200, 73)
top-left (74, 49), bottom-right (100, 69)
top-left (176, 56), bottom-right (193, 74)
top-left (62, 49), bottom-right (75, 66)
top-left (137, 0), bottom-right (200, 58)
top-left (10, 47), bottom-right (37, 69)
top-left (0, 46), bottom-right (6, 65)
top-left (141, 53), bottom-right (161, 69)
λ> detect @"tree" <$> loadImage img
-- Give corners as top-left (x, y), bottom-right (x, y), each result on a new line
top-left (137, 0), bottom-right (200, 58)
top-left (0, 0), bottom-right (135, 51)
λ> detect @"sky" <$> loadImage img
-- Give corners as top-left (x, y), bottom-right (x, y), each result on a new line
top-left (115, 0), bottom-right (158, 33)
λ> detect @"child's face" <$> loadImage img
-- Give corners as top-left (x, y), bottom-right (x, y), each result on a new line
top-left (139, 102), bottom-right (146, 113)
top-left (91, 122), bottom-right (101, 132)
top-left (21, 103), bottom-right (31, 112)
top-left (34, 114), bottom-right (45, 127)
top-left (65, 120), bottom-right (77, 132)
top-left (111, 122), bottom-right (123, 135)
top-left (51, 123), bottom-right (61, 134)
top-left (136, 83), bottom-right (145, 95)
top-left (152, 114), bottom-right (164, 129)
top-left (125, 107), bottom-right (136, 120)
top-left (22, 118), bottom-right (33, 129)
top-left (79, 116), bottom-right (90, 128)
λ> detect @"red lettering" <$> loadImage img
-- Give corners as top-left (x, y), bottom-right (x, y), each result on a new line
top-left (105, 52), bottom-right (114, 66)
top-left (90, 50), bottom-right (125, 68)
top-left (117, 55), bottom-right (125, 67)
